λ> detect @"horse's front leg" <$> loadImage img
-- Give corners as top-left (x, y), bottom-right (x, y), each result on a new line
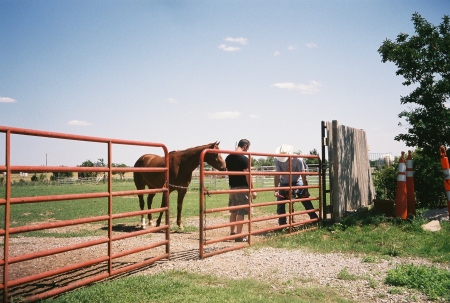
top-left (146, 193), bottom-right (155, 228)
top-left (176, 189), bottom-right (187, 230)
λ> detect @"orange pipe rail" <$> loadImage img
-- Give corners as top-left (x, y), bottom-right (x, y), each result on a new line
top-left (0, 125), bottom-right (170, 302)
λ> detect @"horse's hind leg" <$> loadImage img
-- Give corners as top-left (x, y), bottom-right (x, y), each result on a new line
top-left (134, 172), bottom-right (148, 229)
top-left (147, 193), bottom-right (155, 227)
top-left (138, 194), bottom-right (147, 229)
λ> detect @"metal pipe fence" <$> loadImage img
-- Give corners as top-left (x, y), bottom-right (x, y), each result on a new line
top-left (0, 125), bottom-right (170, 302)
top-left (199, 149), bottom-right (322, 259)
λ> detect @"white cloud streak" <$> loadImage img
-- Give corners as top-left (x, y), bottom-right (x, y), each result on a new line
top-left (271, 81), bottom-right (322, 94)
top-left (208, 111), bottom-right (241, 119)
top-left (68, 120), bottom-right (92, 126)
top-left (0, 97), bottom-right (17, 103)
top-left (273, 50), bottom-right (280, 56)
top-left (306, 42), bottom-right (317, 48)
top-left (224, 36), bottom-right (248, 45)
top-left (219, 36), bottom-right (248, 52)
top-left (218, 44), bottom-right (241, 52)
top-left (167, 98), bottom-right (178, 104)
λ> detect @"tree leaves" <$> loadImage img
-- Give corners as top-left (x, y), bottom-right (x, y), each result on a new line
top-left (378, 13), bottom-right (450, 157)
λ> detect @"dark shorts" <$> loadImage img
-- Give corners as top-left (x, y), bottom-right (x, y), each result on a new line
top-left (229, 187), bottom-right (250, 215)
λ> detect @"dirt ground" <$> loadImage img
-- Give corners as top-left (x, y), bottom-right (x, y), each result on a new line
top-left (2, 213), bottom-right (291, 301)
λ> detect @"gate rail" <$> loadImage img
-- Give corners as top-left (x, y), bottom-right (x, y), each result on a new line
top-left (199, 149), bottom-right (322, 259)
top-left (0, 125), bottom-right (170, 302)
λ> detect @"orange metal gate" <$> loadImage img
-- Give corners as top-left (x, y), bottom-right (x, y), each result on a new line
top-left (0, 126), bottom-right (170, 302)
top-left (198, 148), bottom-right (322, 259)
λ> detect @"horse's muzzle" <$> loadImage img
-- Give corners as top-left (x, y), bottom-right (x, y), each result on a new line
top-left (220, 167), bottom-right (227, 171)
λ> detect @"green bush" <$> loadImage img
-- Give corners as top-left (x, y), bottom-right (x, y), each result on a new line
top-left (373, 164), bottom-right (397, 200)
top-left (373, 149), bottom-right (447, 209)
top-left (412, 150), bottom-right (447, 209)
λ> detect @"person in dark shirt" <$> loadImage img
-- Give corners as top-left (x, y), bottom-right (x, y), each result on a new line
top-left (225, 139), bottom-right (257, 242)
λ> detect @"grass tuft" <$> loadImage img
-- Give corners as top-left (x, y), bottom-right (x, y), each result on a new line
top-left (385, 263), bottom-right (450, 301)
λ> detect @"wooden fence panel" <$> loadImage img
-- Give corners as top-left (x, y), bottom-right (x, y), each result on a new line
top-left (326, 120), bottom-right (375, 221)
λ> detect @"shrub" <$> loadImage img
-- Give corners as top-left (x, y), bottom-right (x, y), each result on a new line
top-left (373, 149), bottom-right (447, 209)
top-left (373, 164), bottom-right (397, 200)
top-left (412, 150), bottom-right (447, 209)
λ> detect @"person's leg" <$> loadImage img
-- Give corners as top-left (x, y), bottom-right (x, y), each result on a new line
top-left (301, 200), bottom-right (318, 219)
top-left (235, 192), bottom-right (249, 241)
top-left (230, 212), bottom-right (237, 234)
top-left (236, 214), bottom-right (244, 234)
top-left (277, 190), bottom-right (287, 225)
top-left (229, 192), bottom-right (238, 234)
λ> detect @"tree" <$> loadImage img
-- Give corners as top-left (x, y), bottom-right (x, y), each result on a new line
top-left (78, 160), bottom-right (97, 179)
top-left (112, 163), bottom-right (128, 179)
top-left (305, 149), bottom-right (320, 165)
top-left (50, 168), bottom-right (73, 181)
top-left (31, 173), bottom-right (47, 182)
top-left (252, 157), bottom-right (274, 167)
top-left (378, 12), bottom-right (450, 158)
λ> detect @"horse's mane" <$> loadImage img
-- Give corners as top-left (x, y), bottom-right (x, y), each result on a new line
top-left (168, 142), bottom-right (219, 154)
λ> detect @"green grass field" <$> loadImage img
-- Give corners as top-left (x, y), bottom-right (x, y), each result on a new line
top-left (0, 178), bottom-right (322, 235)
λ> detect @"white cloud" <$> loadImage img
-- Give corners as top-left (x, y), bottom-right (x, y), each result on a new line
top-left (249, 114), bottom-right (258, 119)
top-left (0, 97), bottom-right (16, 103)
top-left (287, 45), bottom-right (296, 51)
top-left (306, 42), bottom-right (317, 48)
top-left (68, 120), bottom-right (92, 126)
top-left (167, 98), bottom-right (178, 104)
top-left (208, 111), bottom-right (241, 119)
top-left (273, 50), bottom-right (280, 56)
top-left (219, 36), bottom-right (248, 52)
top-left (271, 81), bottom-right (322, 94)
top-left (224, 36), bottom-right (248, 45)
top-left (218, 44), bottom-right (241, 52)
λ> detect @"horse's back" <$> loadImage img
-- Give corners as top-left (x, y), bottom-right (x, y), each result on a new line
top-left (133, 154), bottom-right (166, 189)
top-left (134, 154), bottom-right (166, 168)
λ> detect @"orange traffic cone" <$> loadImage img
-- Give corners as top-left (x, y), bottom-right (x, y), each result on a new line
top-left (395, 151), bottom-right (407, 219)
top-left (406, 150), bottom-right (416, 216)
top-left (439, 146), bottom-right (450, 216)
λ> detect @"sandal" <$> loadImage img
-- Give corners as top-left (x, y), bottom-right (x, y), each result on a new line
top-left (235, 237), bottom-right (248, 242)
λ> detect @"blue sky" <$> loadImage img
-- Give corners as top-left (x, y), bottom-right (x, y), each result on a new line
top-left (1, 1), bottom-right (449, 167)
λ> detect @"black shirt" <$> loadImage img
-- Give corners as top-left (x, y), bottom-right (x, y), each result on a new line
top-left (225, 154), bottom-right (249, 188)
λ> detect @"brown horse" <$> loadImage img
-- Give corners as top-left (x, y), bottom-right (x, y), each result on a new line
top-left (133, 141), bottom-right (226, 229)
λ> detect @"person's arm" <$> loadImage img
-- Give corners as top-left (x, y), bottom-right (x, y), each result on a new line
top-left (274, 174), bottom-right (280, 187)
top-left (243, 156), bottom-right (257, 199)
top-left (274, 174), bottom-right (280, 194)
top-left (245, 168), bottom-right (257, 199)
top-left (301, 160), bottom-right (309, 196)
top-left (274, 160), bottom-right (280, 196)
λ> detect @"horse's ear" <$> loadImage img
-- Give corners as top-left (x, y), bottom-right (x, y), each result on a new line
top-left (215, 141), bottom-right (220, 146)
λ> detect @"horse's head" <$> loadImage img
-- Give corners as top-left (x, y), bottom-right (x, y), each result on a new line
top-left (204, 141), bottom-right (227, 171)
